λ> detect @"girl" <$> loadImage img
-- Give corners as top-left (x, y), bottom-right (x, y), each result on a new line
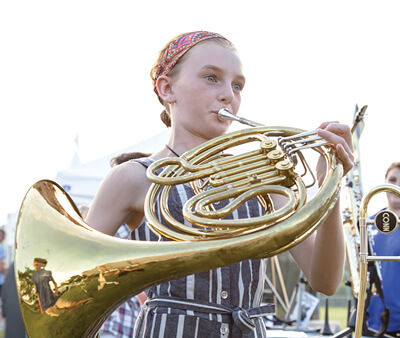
top-left (86, 31), bottom-right (353, 337)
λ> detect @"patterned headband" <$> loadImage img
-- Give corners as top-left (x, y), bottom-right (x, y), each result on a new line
top-left (154, 31), bottom-right (231, 94)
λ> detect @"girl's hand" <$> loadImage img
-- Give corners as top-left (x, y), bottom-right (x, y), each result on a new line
top-left (316, 121), bottom-right (354, 178)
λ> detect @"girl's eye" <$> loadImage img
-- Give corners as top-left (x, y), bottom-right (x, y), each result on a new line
top-left (232, 83), bottom-right (242, 91)
top-left (205, 75), bottom-right (216, 82)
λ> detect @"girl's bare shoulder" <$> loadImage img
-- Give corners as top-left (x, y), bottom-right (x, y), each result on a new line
top-left (85, 160), bottom-right (151, 234)
top-left (109, 159), bottom-right (151, 193)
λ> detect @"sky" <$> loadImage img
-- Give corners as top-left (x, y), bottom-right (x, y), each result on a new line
top-left (1, 0), bottom-right (399, 226)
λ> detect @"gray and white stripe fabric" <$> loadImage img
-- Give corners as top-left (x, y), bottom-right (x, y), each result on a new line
top-left (132, 158), bottom-right (272, 337)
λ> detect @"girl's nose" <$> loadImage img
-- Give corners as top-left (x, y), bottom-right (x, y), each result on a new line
top-left (218, 83), bottom-right (234, 104)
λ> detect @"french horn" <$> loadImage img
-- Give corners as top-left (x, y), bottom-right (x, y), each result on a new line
top-left (15, 109), bottom-right (343, 337)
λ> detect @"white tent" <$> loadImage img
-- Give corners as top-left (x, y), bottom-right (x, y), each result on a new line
top-left (4, 131), bottom-right (168, 263)
top-left (55, 130), bottom-right (168, 207)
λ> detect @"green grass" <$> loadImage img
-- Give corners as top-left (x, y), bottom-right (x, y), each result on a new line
top-left (319, 306), bottom-right (348, 330)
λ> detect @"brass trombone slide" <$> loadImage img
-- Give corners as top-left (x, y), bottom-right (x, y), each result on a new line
top-left (354, 184), bottom-right (400, 338)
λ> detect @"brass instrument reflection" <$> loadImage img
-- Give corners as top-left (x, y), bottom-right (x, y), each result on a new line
top-left (31, 257), bottom-right (92, 317)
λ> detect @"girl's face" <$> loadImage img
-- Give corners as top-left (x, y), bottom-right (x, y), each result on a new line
top-left (386, 166), bottom-right (400, 208)
top-left (168, 41), bottom-right (245, 141)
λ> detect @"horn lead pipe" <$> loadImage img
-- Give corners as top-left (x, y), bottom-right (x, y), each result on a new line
top-left (218, 108), bottom-right (264, 127)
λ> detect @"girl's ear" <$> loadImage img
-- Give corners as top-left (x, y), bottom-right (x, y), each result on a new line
top-left (156, 75), bottom-right (176, 103)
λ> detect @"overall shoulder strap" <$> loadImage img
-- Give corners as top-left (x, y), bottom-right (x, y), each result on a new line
top-left (131, 157), bottom-right (154, 169)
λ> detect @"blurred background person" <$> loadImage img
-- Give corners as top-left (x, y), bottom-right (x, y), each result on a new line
top-left (367, 162), bottom-right (400, 336)
top-left (0, 229), bottom-right (7, 327)
top-left (1, 261), bottom-right (26, 337)
top-left (0, 229), bottom-right (7, 297)
top-left (109, 152), bottom-right (151, 168)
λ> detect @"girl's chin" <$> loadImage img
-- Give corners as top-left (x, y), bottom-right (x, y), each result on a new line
top-left (211, 122), bottom-right (230, 136)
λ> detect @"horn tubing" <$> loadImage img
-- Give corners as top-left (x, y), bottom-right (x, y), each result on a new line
top-left (218, 108), bottom-right (264, 127)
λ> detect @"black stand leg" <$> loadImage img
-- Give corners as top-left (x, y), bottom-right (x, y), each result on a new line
top-left (322, 298), bottom-right (333, 335)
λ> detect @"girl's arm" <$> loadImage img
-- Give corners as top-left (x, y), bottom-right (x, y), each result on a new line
top-left (289, 122), bottom-right (353, 295)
